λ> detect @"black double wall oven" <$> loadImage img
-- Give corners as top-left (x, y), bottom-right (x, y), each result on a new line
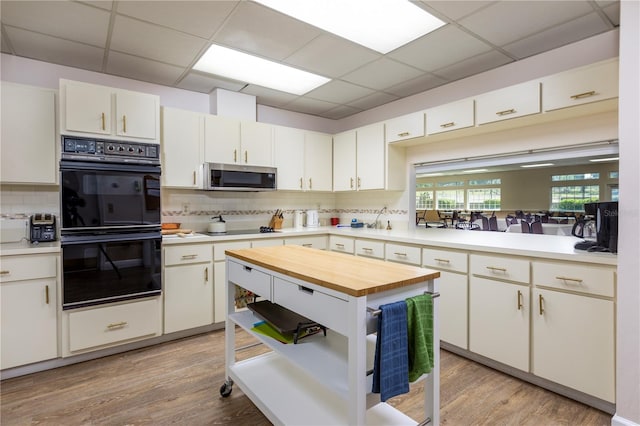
top-left (60, 136), bottom-right (162, 310)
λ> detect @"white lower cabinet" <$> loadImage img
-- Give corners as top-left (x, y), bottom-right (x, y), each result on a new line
top-left (435, 271), bottom-right (468, 349)
top-left (469, 276), bottom-right (530, 371)
top-left (354, 238), bottom-right (384, 259)
top-left (385, 242), bottom-right (421, 265)
top-left (284, 236), bottom-right (328, 250)
top-left (532, 288), bottom-right (615, 402)
top-left (328, 235), bottom-right (354, 254)
top-left (213, 241), bottom-right (251, 323)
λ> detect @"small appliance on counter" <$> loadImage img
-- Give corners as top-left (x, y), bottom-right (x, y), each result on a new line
top-left (574, 201), bottom-right (618, 253)
top-left (29, 213), bottom-right (57, 243)
top-left (293, 210), bottom-right (304, 229)
top-left (305, 210), bottom-right (319, 227)
top-left (208, 215), bottom-right (227, 233)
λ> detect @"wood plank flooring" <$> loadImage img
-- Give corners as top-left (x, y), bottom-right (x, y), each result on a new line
top-left (1, 329), bottom-right (611, 425)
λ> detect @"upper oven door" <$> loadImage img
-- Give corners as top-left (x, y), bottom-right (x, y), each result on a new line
top-left (60, 161), bottom-right (161, 232)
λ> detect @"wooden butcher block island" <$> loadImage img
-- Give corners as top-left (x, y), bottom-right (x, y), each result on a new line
top-left (222, 245), bottom-right (441, 425)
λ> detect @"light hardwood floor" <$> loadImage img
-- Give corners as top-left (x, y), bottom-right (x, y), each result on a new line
top-left (1, 329), bottom-right (611, 425)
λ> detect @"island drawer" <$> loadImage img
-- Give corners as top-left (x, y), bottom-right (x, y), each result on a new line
top-left (68, 298), bottom-right (161, 352)
top-left (532, 261), bottom-right (615, 298)
top-left (329, 236), bottom-right (354, 254)
top-left (470, 254), bottom-right (530, 284)
top-left (272, 277), bottom-right (348, 336)
top-left (164, 244), bottom-right (211, 266)
top-left (228, 260), bottom-right (271, 300)
top-left (422, 248), bottom-right (468, 273)
top-left (0, 254), bottom-right (57, 282)
top-left (385, 243), bottom-right (421, 265)
top-left (355, 239), bottom-right (384, 259)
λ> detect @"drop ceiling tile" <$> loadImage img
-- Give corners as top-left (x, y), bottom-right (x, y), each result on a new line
top-left (322, 104), bottom-right (362, 120)
top-left (503, 12), bottom-right (612, 60)
top-left (0, 1), bottom-right (110, 47)
top-left (388, 25), bottom-right (492, 72)
top-left (602, 3), bottom-right (620, 26)
top-left (383, 73), bottom-right (447, 98)
top-left (77, 1), bottom-right (113, 11)
top-left (347, 91), bottom-right (399, 111)
top-left (4, 26), bottom-right (104, 71)
top-left (282, 96), bottom-right (338, 116)
top-left (177, 72), bottom-right (246, 94)
top-left (106, 51), bottom-right (185, 86)
top-left (459, 1), bottom-right (594, 46)
top-left (110, 15), bottom-right (207, 67)
top-left (240, 85), bottom-right (299, 108)
top-left (283, 34), bottom-right (380, 78)
top-left (213, 1), bottom-right (321, 61)
top-left (1, 33), bottom-right (12, 53)
top-left (116, 1), bottom-right (237, 39)
top-left (419, 1), bottom-right (493, 21)
top-left (342, 58), bottom-right (425, 91)
top-left (305, 80), bottom-right (375, 104)
top-left (433, 50), bottom-right (513, 82)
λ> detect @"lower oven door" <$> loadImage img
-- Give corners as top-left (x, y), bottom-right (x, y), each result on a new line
top-left (62, 232), bottom-right (162, 310)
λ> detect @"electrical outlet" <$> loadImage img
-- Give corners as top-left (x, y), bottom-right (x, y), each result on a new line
top-left (182, 203), bottom-right (189, 213)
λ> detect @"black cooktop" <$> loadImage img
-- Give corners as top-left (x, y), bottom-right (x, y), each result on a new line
top-left (206, 228), bottom-right (281, 236)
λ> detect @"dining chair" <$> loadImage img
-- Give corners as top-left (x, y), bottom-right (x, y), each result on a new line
top-left (505, 215), bottom-right (518, 226)
top-left (481, 215), bottom-right (489, 231)
top-left (531, 221), bottom-right (543, 234)
top-left (521, 221), bottom-right (531, 233)
top-left (416, 210), bottom-right (427, 226)
top-left (489, 216), bottom-right (499, 231)
top-left (548, 218), bottom-right (559, 224)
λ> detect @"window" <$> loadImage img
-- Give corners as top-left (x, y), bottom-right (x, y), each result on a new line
top-left (551, 173), bottom-right (599, 181)
top-left (551, 185), bottom-right (599, 211)
top-left (416, 190), bottom-right (434, 209)
top-left (468, 188), bottom-right (501, 210)
top-left (609, 171), bottom-right (619, 179)
top-left (436, 189), bottom-right (464, 209)
top-left (437, 181), bottom-right (464, 187)
top-left (469, 178), bottom-right (501, 186)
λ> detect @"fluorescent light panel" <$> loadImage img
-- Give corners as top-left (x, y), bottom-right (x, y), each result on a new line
top-left (462, 169), bottom-right (488, 173)
top-left (194, 45), bottom-right (330, 96)
top-left (255, 0), bottom-right (446, 54)
top-left (521, 163), bottom-right (555, 168)
top-left (589, 157), bottom-right (619, 162)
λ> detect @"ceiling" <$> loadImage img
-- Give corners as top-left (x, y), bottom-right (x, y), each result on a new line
top-left (0, 1), bottom-right (619, 120)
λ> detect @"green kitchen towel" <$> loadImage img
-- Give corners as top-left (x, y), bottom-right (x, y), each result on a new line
top-left (405, 293), bottom-right (434, 382)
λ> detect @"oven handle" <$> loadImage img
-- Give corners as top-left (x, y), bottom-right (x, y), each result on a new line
top-left (60, 160), bottom-right (161, 174)
top-left (61, 231), bottom-right (161, 245)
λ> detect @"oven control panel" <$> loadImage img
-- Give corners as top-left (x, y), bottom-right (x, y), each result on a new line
top-left (62, 136), bottom-right (159, 164)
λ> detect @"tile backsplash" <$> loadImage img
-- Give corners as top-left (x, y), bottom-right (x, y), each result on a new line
top-left (0, 185), bottom-right (60, 218)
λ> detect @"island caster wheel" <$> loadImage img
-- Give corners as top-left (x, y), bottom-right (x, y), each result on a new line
top-left (220, 380), bottom-right (233, 397)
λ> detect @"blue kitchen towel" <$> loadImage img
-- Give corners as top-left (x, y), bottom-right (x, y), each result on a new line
top-left (372, 300), bottom-right (409, 402)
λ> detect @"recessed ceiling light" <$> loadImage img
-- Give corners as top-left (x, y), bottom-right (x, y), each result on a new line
top-left (254, 0), bottom-right (446, 54)
top-left (193, 44), bottom-right (330, 96)
top-left (462, 169), bottom-right (488, 173)
top-left (521, 163), bottom-right (555, 168)
top-left (418, 173), bottom-right (444, 177)
top-left (589, 157), bottom-right (619, 162)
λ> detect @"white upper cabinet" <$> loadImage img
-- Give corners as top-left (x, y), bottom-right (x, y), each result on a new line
top-left (1, 82), bottom-right (57, 185)
top-left (60, 79), bottom-right (159, 143)
top-left (304, 131), bottom-right (333, 191)
top-left (240, 121), bottom-right (273, 167)
top-left (273, 125), bottom-right (305, 191)
top-left (426, 99), bottom-right (475, 135)
top-left (542, 59), bottom-right (619, 112)
top-left (356, 123), bottom-right (385, 190)
top-left (204, 116), bottom-right (272, 167)
top-left (332, 130), bottom-right (357, 191)
top-left (385, 111), bottom-right (425, 143)
top-left (161, 107), bottom-right (203, 188)
top-left (476, 81), bottom-right (541, 125)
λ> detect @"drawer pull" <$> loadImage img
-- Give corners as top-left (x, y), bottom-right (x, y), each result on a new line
top-left (0, 270), bottom-right (9, 275)
top-left (193, 171), bottom-right (196, 185)
top-left (244, 150), bottom-right (248, 164)
top-left (205, 267), bottom-right (209, 282)
top-left (122, 115), bottom-right (127, 133)
top-left (555, 276), bottom-right (583, 283)
top-left (538, 294), bottom-right (545, 315)
top-left (101, 112), bottom-right (106, 130)
top-left (300, 177), bottom-right (303, 189)
top-left (394, 252), bottom-right (408, 256)
top-left (107, 321), bottom-right (128, 330)
top-left (362, 247), bottom-right (373, 252)
top-left (496, 109), bottom-right (516, 116)
top-left (45, 285), bottom-right (50, 304)
top-left (440, 122), bottom-right (455, 128)
top-left (397, 131), bottom-right (410, 137)
top-left (234, 149), bottom-right (237, 163)
top-left (302, 243), bottom-right (313, 247)
top-left (243, 266), bottom-right (253, 272)
top-left (298, 285), bottom-right (314, 295)
top-left (350, 177), bottom-right (354, 189)
top-left (434, 258), bottom-right (450, 264)
top-left (570, 90), bottom-right (596, 100)
top-left (335, 243), bottom-right (345, 248)
top-left (181, 254), bottom-right (198, 260)
top-left (486, 266), bottom-right (507, 272)
top-left (517, 290), bottom-right (523, 311)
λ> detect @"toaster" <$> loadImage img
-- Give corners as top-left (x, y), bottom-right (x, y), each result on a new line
top-left (30, 213), bottom-right (57, 243)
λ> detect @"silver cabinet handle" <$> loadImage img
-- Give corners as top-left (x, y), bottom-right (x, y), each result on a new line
top-left (107, 321), bottom-right (128, 330)
top-left (539, 294), bottom-right (545, 315)
top-left (434, 258), bottom-right (450, 263)
top-left (394, 252), bottom-right (407, 256)
top-left (517, 290), bottom-right (523, 310)
top-left (555, 276), bottom-right (583, 283)
top-left (181, 254), bottom-right (198, 260)
top-left (486, 266), bottom-right (507, 272)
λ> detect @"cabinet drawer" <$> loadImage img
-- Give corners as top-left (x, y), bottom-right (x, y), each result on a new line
top-left (329, 236), bottom-right (354, 254)
top-left (252, 238), bottom-right (284, 248)
top-left (470, 254), bottom-right (529, 284)
top-left (422, 248), bottom-right (468, 273)
top-left (284, 236), bottom-right (328, 250)
top-left (272, 277), bottom-right (348, 336)
top-left (213, 241), bottom-right (251, 261)
top-left (228, 260), bottom-right (271, 299)
top-left (0, 254), bottom-right (57, 282)
top-left (476, 81), bottom-right (540, 125)
top-left (164, 244), bottom-right (211, 266)
top-left (68, 298), bottom-right (161, 352)
top-left (532, 261), bottom-right (614, 298)
top-left (385, 243), bottom-right (421, 265)
top-left (355, 239), bottom-right (384, 259)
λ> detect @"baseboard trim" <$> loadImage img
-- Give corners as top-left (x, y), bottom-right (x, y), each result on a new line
top-left (612, 414), bottom-right (640, 426)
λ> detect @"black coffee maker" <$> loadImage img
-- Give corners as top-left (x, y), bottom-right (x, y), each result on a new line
top-left (575, 201), bottom-right (618, 253)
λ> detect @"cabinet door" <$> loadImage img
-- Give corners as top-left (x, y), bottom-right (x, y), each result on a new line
top-left (542, 59), bottom-right (618, 111)
top-left (115, 90), bottom-right (159, 142)
top-left (469, 276), bottom-right (529, 371)
top-left (426, 99), bottom-right (475, 135)
top-left (304, 132), bottom-right (333, 191)
top-left (1, 83), bottom-right (57, 184)
top-left (1, 278), bottom-right (58, 369)
top-left (273, 126), bottom-right (305, 191)
top-left (213, 262), bottom-right (227, 323)
top-left (532, 288), bottom-right (614, 402)
top-left (164, 263), bottom-right (213, 333)
top-left (476, 81), bottom-right (540, 125)
top-left (161, 107), bottom-right (202, 188)
top-left (63, 80), bottom-right (112, 135)
top-left (356, 123), bottom-right (385, 190)
top-left (240, 121), bottom-right (273, 166)
top-left (385, 111), bottom-right (425, 143)
top-left (333, 130), bottom-right (356, 191)
top-left (203, 114), bottom-right (241, 164)
top-left (438, 271), bottom-right (468, 349)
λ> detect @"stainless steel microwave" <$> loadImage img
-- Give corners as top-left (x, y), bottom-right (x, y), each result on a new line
top-left (201, 163), bottom-right (277, 191)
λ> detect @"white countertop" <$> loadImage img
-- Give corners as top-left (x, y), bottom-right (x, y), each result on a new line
top-left (162, 226), bottom-right (617, 266)
top-left (0, 239), bottom-right (61, 256)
